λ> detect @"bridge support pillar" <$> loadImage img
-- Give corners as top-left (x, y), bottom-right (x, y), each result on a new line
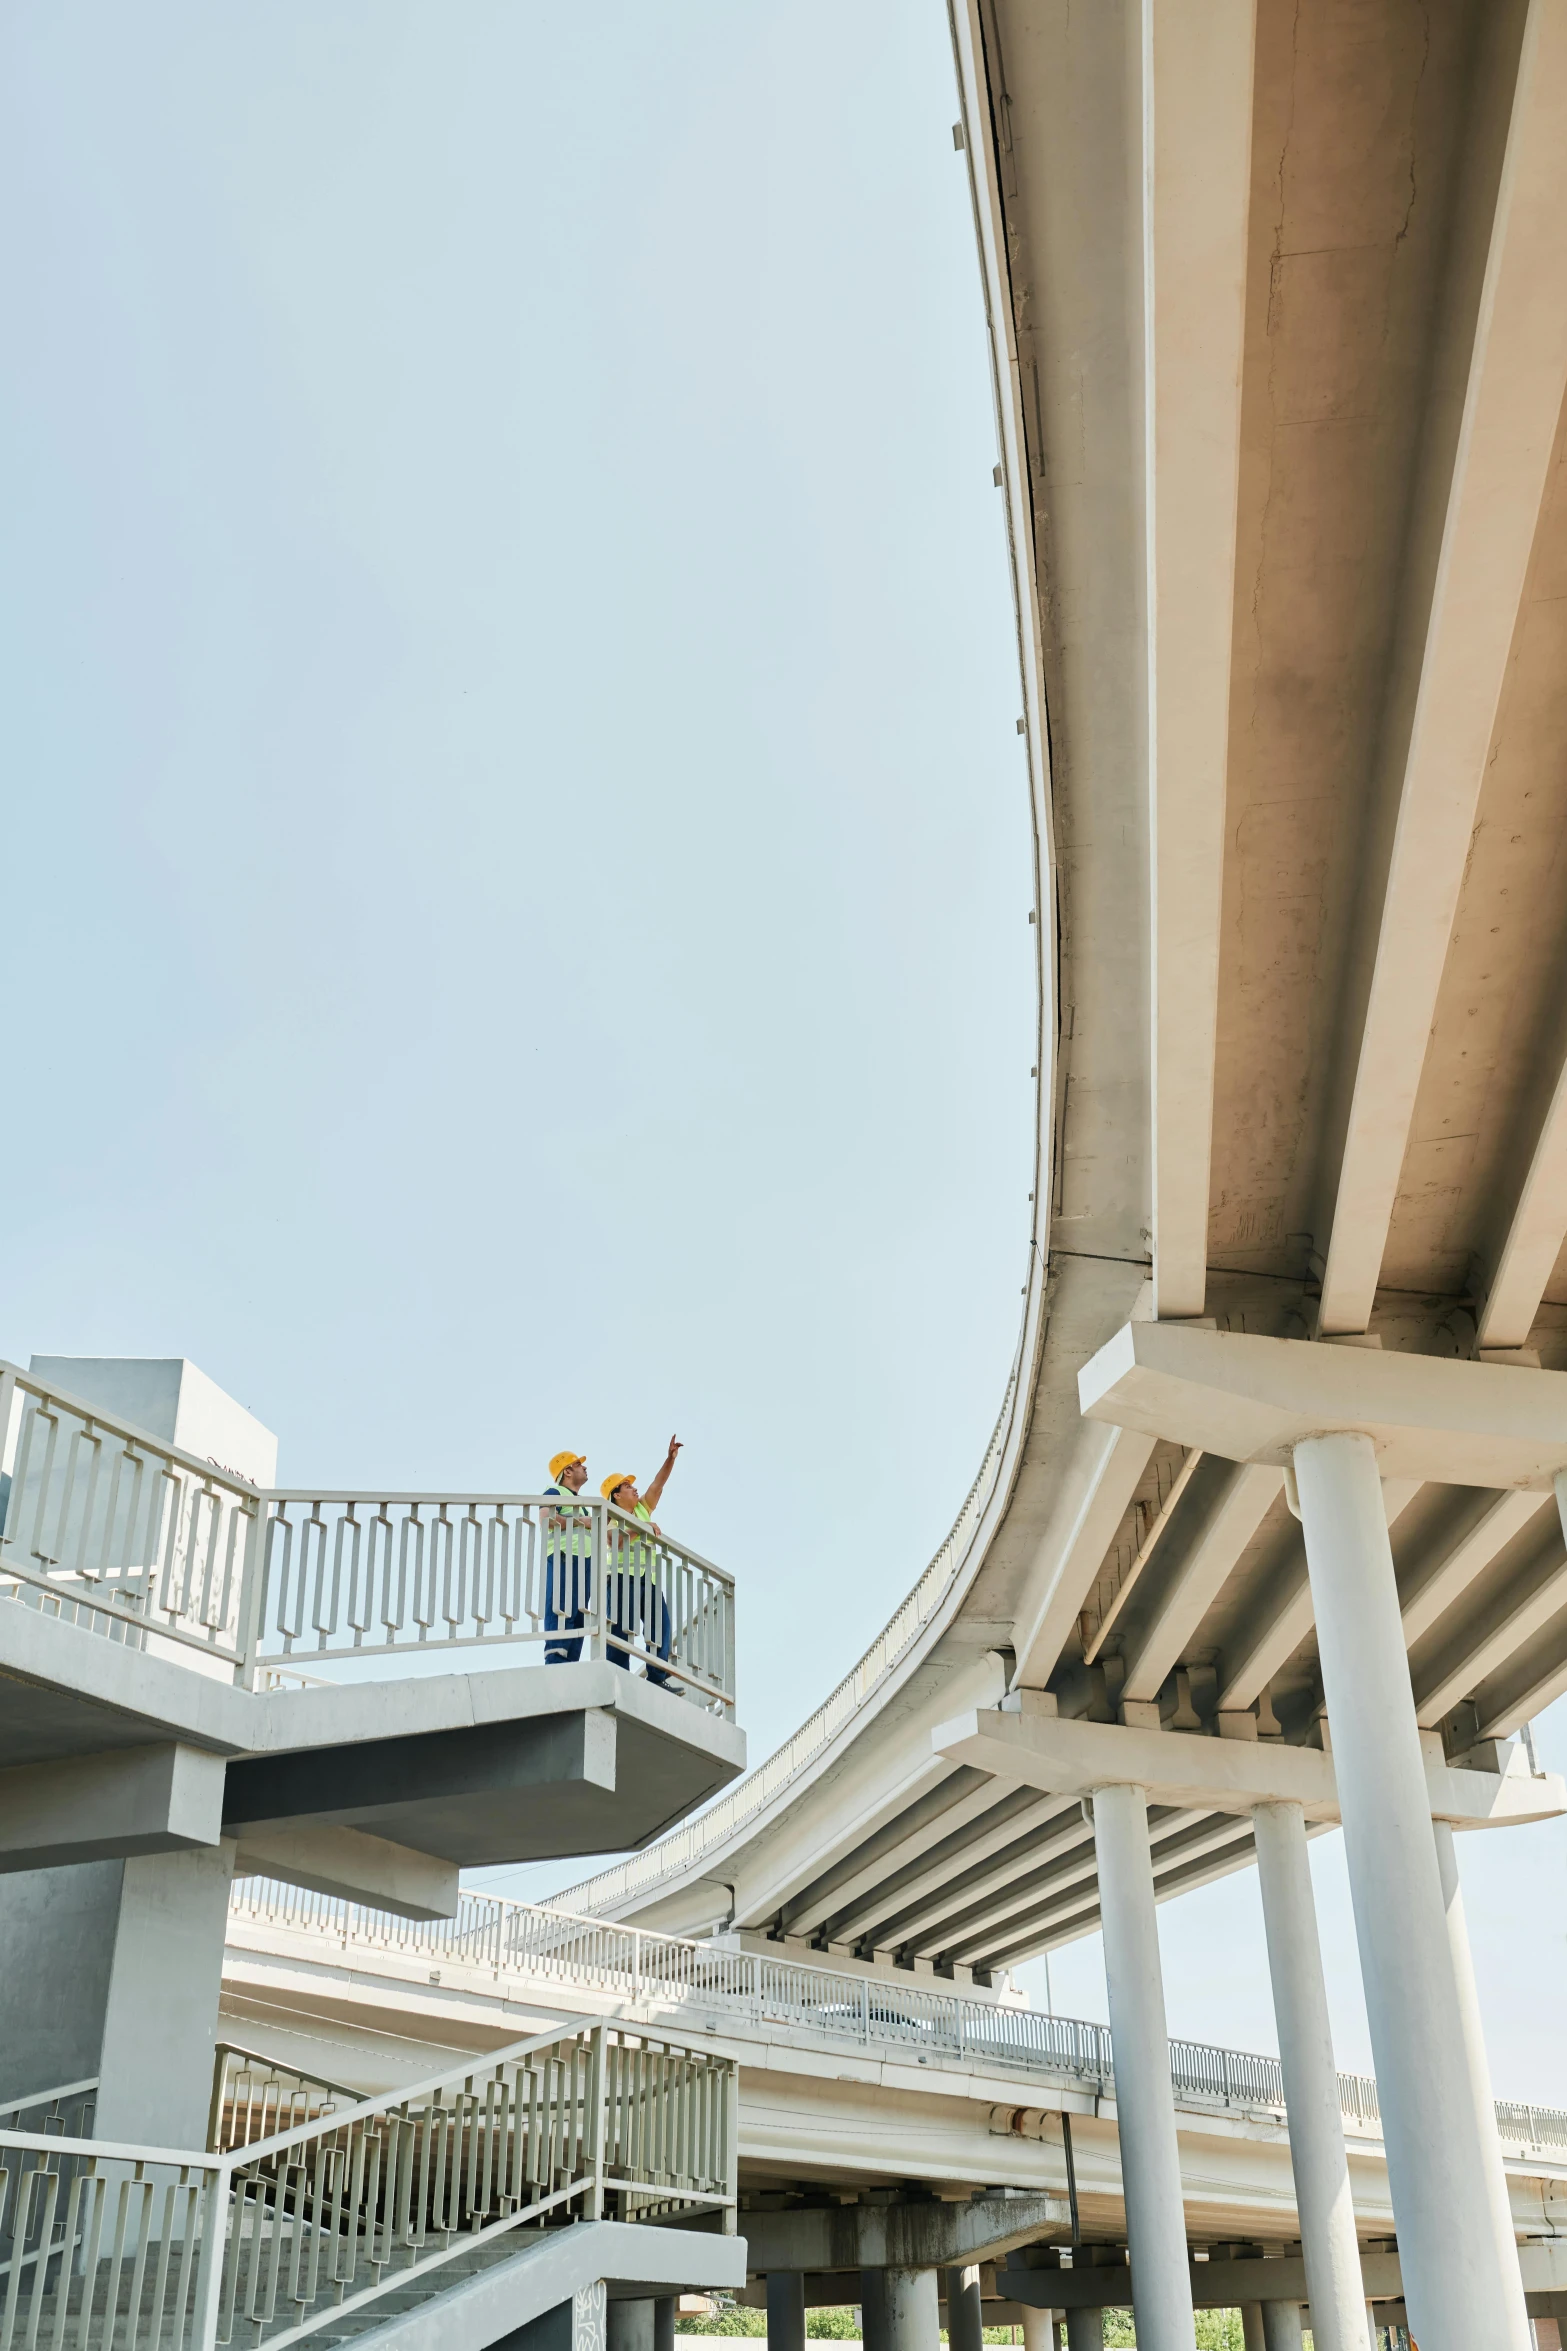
top-left (1293, 1432), bottom-right (1530, 2351)
top-left (1260, 2305), bottom-right (1304, 2351)
top-left (1433, 1816), bottom-right (1527, 2305)
top-left (944, 2266), bottom-right (983, 2351)
top-left (765, 2272), bottom-right (806, 2351)
top-left (1089, 1780), bottom-right (1195, 2351)
top-left (1062, 2310), bottom-right (1101, 2351)
top-left (0, 1840), bottom-right (237, 2144)
top-left (607, 2303), bottom-right (655, 2351)
top-left (1018, 2309), bottom-right (1054, 2351)
top-left (864, 2268), bottom-right (937, 2351)
top-left (1241, 2311), bottom-right (1264, 2351)
top-left (1253, 1800), bottom-right (1371, 2350)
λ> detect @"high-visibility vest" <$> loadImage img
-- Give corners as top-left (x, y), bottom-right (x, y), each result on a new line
top-left (543, 1483), bottom-right (594, 1558)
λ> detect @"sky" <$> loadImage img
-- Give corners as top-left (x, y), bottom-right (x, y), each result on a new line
top-left (3, 0), bottom-right (1563, 2111)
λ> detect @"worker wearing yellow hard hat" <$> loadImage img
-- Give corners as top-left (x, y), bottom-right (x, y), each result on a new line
top-left (598, 1442), bottom-right (682, 1689)
top-left (542, 1440), bottom-right (684, 1685)
top-left (543, 1450), bottom-right (592, 1663)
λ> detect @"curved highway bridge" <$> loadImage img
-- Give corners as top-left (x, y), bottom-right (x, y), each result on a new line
top-left (553, 7), bottom-right (1567, 2348)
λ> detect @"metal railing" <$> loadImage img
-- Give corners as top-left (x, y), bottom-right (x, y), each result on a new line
top-left (256, 1490), bottom-right (734, 1708)
top-left (207, 2047), bottom-right (356, 2154)
top-left (557, 1356), bottom-right (1026, 1915)
top-left (0, 2021), bottom-right (736, 2351)
top-left (0, 1365), bottom-right (736, 1712)
top-left (228, 1876), bottom-right (1567, 2152)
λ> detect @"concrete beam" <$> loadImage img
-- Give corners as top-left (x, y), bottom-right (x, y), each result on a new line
top-left (801, 1776), bottom-right (1023, 1943)
top-left (1476, 1031), bottom-right (1567, 1351)
top-left (1415, 1542), bottom-right (1567, 1728)
top-left (1143, 0), bottom-right (1258, 1319)
top-left (221, 1710), bottom-right (619, 1865)
top-left (1013, 1425), bottom-right (1160, 1690)
top-left (1007, 2251), bottom-right (1392, 2313)
top-left (1315, 0), bottom-right (1567, 1334)
top-left (741, 2195), bottom-right (1067, 2277)
top-left (1080, 1320), bottom-right (1567, 1487)
top-left (853, 1801), bottom-right (1081, 1954)
top-left (932, 1706), bottom-right (1567, 1829)
top-left (1399, 1488), bottom-right (1550, 1647)
top-left (232, 1824), bottom-right (460, 1921)
top-left (1007, 2237), bottom-right (1567, 2311)
top-left (1215, 1481), bottom-right (1417, 1715)
top-left (1120, 1461), bottom-right (1283, 1703)
top-left (0, 1742), bottom-right (225, 1872)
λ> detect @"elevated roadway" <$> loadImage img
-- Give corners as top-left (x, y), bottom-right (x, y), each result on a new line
top-left (548, 7), bottom-right (1567, 2345)
top-left (217, 1880), bottom-right (1567, 2328)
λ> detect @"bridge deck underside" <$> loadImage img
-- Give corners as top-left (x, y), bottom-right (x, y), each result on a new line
top-left (557, 0), bottom-right (1567, 1984)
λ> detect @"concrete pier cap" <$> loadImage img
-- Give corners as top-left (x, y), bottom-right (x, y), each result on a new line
top-left (1077, 1320), bottom-right (1567, 1489)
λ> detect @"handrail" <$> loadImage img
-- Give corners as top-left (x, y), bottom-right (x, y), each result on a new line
top-left (0, 2018), bottom-right (736, 2351)
top-left (555, 1355), bottom-right (1025, 1915)
top-left (0, 1363), bottom-right (735, 1711)
top-left (227, 1873), bottom-right (1567, 2153)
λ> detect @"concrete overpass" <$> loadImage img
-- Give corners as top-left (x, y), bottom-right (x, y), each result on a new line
top-left (214, 1878), bottom-right (1567, 2333)
top-left (547, 6), bottom-right (1567, 2347)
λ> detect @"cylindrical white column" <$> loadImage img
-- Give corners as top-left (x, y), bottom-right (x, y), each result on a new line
top-left (1241, 2310), bottom-right (1265, 2351)
top-left (1432, 1818), bottom-right (1522, 2294)
top-left (882, 2268), bottom-right (939, 2351)
top-left (1261, 2304), bottom-right (1304, 2351)
top-left (1253, 1800), bottom-right (1371, 2351)
top-left (1019, 2306), bottom-right (1054, 2351)
top-left (1090, 1781), bottom-right (1195, 2350)
top-left (945, 2267), bottom-right (983, 2351)
top-left (1064, 2310), bottom-right (1103, 2351)
top-left (1293, 1432), bottom-right (1530, 2351)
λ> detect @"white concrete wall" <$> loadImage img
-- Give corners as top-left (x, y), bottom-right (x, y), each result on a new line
top-left (29, 1355), bottom-right (278, 1485)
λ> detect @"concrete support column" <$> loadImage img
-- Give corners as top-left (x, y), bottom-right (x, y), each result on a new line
top-left (1241, 2311), bottom-right (1265, 2351)
top-left (1293, 1432), bottom-right (1530, 2351)
top-left (1260, 2305), bottom-right (1304, 2351)
top-left (862, 2272), bottom-right (889, 2351)
top-left (882, 2268), bottom-right (938, 2351)
top-left (0, 1842), bottom-right (238, 2146)
top-left (1090, 1781), bottom-right (1195, 2351)
top-left (607, 2304), bottom-right (655, 2351)
top-left (1252, 1800), bottom-right (1371, 2351)
top-left (653, 2301), bottom-right (675, 2351)
top-left (944, 2267), bottom-right (983, 2351)
top-left (1063, 2311), bottom-right (1102, 2351)
top-left (1018, 2310), bottom-right (1054, 2351)
top-left (1433, 1813), bottom-right (1524, 2288)
top-left (766, 2272), bottom-right (806, 2351)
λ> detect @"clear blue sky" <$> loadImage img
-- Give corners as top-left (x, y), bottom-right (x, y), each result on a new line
top-left (3, 0), bottom-right (1563, 2108)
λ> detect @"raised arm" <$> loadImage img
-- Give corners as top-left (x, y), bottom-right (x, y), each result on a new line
top-left (643, 1435), bottom-right (682, 1515)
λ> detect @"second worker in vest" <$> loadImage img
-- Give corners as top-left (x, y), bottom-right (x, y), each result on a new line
top-left (600, 1436), bottom-right (682, 1690)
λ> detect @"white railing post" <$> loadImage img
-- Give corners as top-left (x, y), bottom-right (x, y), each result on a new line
top-left (587, 1501), bottom-right (606, 1664)
top-left (233, 1497), bottom-right (269, 1690)
top-left (585, 2024), bottom-right (607, 2219)
top-left (721, 2065), bottom-right (740, 2232)
top-left (631, 1930), bottom-right (643, 2008)
top-left (191, 2162), bottom-right (230, 2351)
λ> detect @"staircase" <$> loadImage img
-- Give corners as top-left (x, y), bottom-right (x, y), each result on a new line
top-left (0, 2024), bottom-right (742, 2351)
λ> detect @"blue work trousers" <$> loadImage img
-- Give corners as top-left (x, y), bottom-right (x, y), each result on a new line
top-left (545, 1555), bottom-right (675, 1688)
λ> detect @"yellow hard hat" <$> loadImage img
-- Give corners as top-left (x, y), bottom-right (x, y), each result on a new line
top-left (549, 1451), bottom-right (585, 1481)
top-left (601, 1472), bottom-right (636, 1501)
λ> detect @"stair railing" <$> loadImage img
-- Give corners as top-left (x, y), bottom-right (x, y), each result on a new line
top-left (0, 2021), bottom-right (735, 2351)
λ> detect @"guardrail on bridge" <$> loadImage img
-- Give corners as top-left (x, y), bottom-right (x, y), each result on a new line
top-left (227, 1877), bottom-right (1567, 2154)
